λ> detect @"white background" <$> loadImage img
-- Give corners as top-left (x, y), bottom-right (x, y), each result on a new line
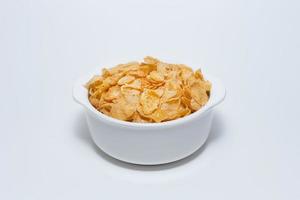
top-left (1, 0), bottom-right (300, 199)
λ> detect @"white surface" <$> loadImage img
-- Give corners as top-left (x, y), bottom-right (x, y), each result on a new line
top-left (0, 0), bottom-right (299, 199)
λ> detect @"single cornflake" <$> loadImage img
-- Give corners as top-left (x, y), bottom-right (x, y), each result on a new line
top-left (140, 89), bottom-right (160, 115)
top-left (104, 85), bottom-right (121, 101)
top-left (117, 75), bottom-right (135, 85)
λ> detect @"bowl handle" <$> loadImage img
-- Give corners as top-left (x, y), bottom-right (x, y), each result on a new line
top-left (208, 76), bottom-right (226, 109)
top-left (72, 80), bottom-right (89, 109)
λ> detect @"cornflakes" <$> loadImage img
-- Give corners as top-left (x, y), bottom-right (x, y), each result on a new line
top-left (86, 57), bottom-right (211, 123)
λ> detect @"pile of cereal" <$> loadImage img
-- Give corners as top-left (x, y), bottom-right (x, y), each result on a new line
top-left (86, 56), bottom-right (211, 123)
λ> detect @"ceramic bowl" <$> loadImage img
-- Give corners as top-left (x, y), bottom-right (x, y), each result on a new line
top-left (73, 68), bottom-right (225, 165)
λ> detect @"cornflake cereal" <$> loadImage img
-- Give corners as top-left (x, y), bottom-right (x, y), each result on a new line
top-left (86, 57), bottom-right (211, 123)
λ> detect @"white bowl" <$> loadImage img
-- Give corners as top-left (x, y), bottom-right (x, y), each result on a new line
top-left (73, 68), bottom-right (226, 165)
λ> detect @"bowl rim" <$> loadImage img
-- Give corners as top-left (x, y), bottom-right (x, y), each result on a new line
top-left (73, 67), bottom-right (226, 130)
